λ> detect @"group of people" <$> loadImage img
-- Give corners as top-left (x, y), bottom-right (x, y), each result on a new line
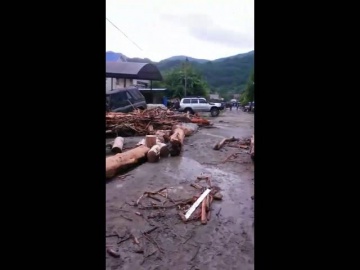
top-left (227, 101), bottom-right (240, 111)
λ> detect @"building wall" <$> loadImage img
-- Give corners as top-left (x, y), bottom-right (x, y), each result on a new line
top-left (210, 94), bottom-right (220, 100)
top-left (106, 78), bottom-right (151, 91)
top-left (106, 78), bottom-right (134, 91)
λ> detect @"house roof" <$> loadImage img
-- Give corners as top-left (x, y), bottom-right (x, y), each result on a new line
top-left (139, 88), bottom-right (167, 92)
top-left (106, 62), bottom-right (163, 81)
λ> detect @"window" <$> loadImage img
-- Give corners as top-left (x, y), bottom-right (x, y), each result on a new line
top-left (116, 78), bottom-right (121, 85)
top-left (183, 99), bottom-right (190, 104)
top-left (109, 91), bottom-right (128, 109)
top-left (129, 89), bottom-right (143, 100)
top-left (125, 91), bottom-right (133, 100)
top-left (191, 99), bottom-right (198, 104)
top-left (199, 99), bottom-right (207, 104)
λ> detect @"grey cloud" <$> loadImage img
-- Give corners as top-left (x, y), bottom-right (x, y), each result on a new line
top-left (160, 13), bottom-right (253, 49)
top-left (189, 25), bottom-right (253, 48)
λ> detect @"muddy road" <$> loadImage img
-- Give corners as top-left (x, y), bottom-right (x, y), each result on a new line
top-left (106, 109), bottom-right (254, 270)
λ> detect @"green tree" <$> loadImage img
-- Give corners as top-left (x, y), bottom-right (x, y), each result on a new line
top-left (161, 63), bottom-right (210, 99)
top-left (240, 69), bottom-right (254, 104)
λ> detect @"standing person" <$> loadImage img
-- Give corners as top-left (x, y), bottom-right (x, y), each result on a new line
top-left (229, 102), bottom-right (232, 111)
top-left (174, 98), bottom-right (180, 110)
top-left (236, 102), bottom-right (240, 110)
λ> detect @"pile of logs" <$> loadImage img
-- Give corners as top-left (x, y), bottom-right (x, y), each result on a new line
top-left (106, 124), bottom-right (189, 179)
top-left (106, 107), bottom-right (211, 137)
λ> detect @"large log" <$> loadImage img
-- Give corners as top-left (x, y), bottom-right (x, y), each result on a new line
top-left (106, 145), bottom-right (150, 179)
top-left (156, 138), bottom-right (169, 157)
top-left (190, 117), bottom-right (210, 126)
top-left (145, 135), bottom-right (157, 148)
top-left (111, 137), bottom-right (124, 153)
top-left (213, 136), bottom-right (238, 150)
top-left (147, 145), bottom-right (160, 163)
top-left (155, 130), bottom-right (172, 137)
top-left (169, 127), bottom-right (185, 156)
top-left (172, 123), bottom-right (198, 137)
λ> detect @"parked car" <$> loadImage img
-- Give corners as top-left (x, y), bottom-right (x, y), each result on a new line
top-left (178, 96), bottom-right (224, 117)
top-left (106, 87), bottom-right (147, 113)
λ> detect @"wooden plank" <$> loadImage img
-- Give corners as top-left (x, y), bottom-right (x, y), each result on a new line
top-left (184, 188), bottom-right (211, 220)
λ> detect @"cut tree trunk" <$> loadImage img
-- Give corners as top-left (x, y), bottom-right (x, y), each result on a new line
top-left (156, 138), bottom-right (169, 157)
top-left (191, 118), bottom-right (210, 126)
top-left (106, 145), bottom-right (150, 179)
top-left (147, 145), bottom-right (160, 163)
top-left (169, 127), bottom-right (185, 156)
top-left (145, 135), bottom-right (157, 148)
top-left (155, 130), bottom-right (172, 137)
top-left (155, 130), bottom-right (171, 143)
top-left (111, 137), bottom-right (124, 153)
top-left (172, 124), bottom-right (197, 137)
top-left (213, 136), bottom-right (238, 150)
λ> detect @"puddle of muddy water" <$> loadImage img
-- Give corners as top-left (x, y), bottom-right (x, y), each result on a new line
top-left (161, 157), bottom-right (251, 221)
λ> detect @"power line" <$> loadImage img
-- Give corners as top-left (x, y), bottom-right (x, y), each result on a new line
top-left (106, 17), bottom-right (143, 51)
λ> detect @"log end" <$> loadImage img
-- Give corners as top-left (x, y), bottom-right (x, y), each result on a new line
top-left (111, 147), bottom-right (122, 154)
top-left (213, 192), bottom-right (223, 200)
top-left (201, 219), bottom-right (207, 225)
top-left (159, 146), bottom-right (170, 157)
top-left (147, 151), bottom-right (160, 163)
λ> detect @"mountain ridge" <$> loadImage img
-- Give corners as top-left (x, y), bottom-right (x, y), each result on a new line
top-left (105, 50), bottom-right (254, 93)
top-left (105, 50), bottom-right (254, 64)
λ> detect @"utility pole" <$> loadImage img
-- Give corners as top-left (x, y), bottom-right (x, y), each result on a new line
top-left (184, 57), bottom-right (189, 97)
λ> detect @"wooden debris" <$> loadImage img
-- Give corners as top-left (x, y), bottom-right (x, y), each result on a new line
top-left (120, 214), bottom-right (133, 221)
top-left (250, 135), bottom-right (254, 159)
top-left (147, 144), bottom-right (161, 163)
top-left (190, 117), bottom-right (210, 126)
top-left (145, 135), bottom-right (157, 148)
top-left (213, 192), bottom-right (223, 200)
top-left (184, 189), bottom-right (211, 220)
top-left (169, 127), bottom-right (185, 156)
top-left (201, 198), bottom-right (207, 225)
top-left (132, 234), bottom-right (140, 245)
top-left (155, 130), bottom-right (172, 138)
top-left (106, 107), bottom-right (210, 137)
top-left (106, 145), bottom-right (150, 179)
top-left (213, 136), bottom-right (239, 150)
top-left (107, 248), bottom-right (120, 258)
top-left (136, 138), bottom-right (145, 146)
top-left (111, 136), bottom-right (124, 153)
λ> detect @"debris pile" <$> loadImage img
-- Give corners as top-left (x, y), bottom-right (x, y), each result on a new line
top-left (106, 107), bottom-right (211, 137)
top-left (106, 120), bottom-right (202, 179)
top-left (133, 174), bottom-right (222, 225)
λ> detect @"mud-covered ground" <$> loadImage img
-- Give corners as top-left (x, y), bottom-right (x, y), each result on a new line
top-left (106, 109), bottom-right (254, 270)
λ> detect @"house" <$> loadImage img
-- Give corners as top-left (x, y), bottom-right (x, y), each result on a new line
top-left (106, 62), bottom-right (163, 103)
top-left (106, 52), bottom-right (151, 88)
top-left (209, 94), bottom-right (220, 100)
top-left (138, 88), bottom-right (168, 104)
top-left (233, 94), bottom-right (240, 99)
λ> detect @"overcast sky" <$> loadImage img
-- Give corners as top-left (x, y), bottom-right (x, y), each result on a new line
top-left (106, 0), bottom-right (254, 62)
